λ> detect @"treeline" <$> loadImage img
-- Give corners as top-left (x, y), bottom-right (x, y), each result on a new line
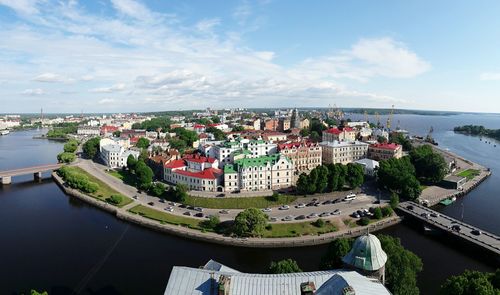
top-left (58, 166), bottom-right (99, 193)
top-left (57, 139), bottom-right (79, 163)
top-left (440, 268), bottom-right (500, 295)
top-left (378, 145), bottom-right (447, 200)
top-left (454, 125), bottom-right (500, 141)
top-left (296, 163), bottom-right (364, 195)
top-left (46, 123), bottom-right (78, 138)
top-left (132, 116), bottom-right (172, 131)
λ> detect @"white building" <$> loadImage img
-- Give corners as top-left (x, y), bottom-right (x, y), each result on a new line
top-left (320, 141), bottom-right (369, 165)
top-left (100, 143), bottom-right (139, 169)
top-left (164, 155), bottom-right (223, 192)
top-left (224, 154), bottom-right (294, 192)
top-left (354, 158), bottom-right (380, 177)
top-left (210, 139), bottom-right (277, 166)
top-left (77, 125), bottom-right (100, 136)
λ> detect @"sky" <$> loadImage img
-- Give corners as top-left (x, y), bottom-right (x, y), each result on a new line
top-left (1, 0), bottom-right (500, 113)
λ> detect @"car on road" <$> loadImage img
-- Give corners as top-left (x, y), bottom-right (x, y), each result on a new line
top-left (451, 224), bottom-right (461, 232)
top-left (194, 212), bottom-right (204, 218)
top-left (430, 212), bottom-right (439, 218)
top-left (295, 203), bottom-right (306, 208)
top-left (279, 205), bottom-right (290, 210)
top-left (133, 195), bottom-right (138, 199)
top-left (216, 193), bottom-right (225, 198)
top-left (164, 206), bottom-right (174, 212)
top-left (344, 193), bottom-right (356, 201)
top-left (147, 202), bottom-right (154, 206)
top-left (351, 212), bottom-right (360, 218)
top-left (219, 209), bottom-right (230, 214)
top-left (194, 207), bottom-right (204, 212)
top-left (306, 202), bottom-right (316, 207)
top-left (179, 204), bottom-right (187, 208)
top-left (322, 200), bottom-right (333, 205)
top-left (295, 215), bottom-right (306, 220)
top-left (471, 229), bottom-right (482, 236)
top-left (420, 212), bottom-right (430, 219)
top-left (320, 212), bottom-right (330, 217)
top-left (406, 205), bottom-right (414, 210)
top-left (262, 208), bottom-right (272, 212)
top-left (183, 211), bottom-right (192, 216)
top-left (169, 202), bottom-right (178, 206)
top-left (187, 205), bottom-right (195, 210)
top-left (159, 199), bottom-right (166, 203)
top-left (283, 215), bottom-right (294, 221)
top-left (307, 213), bottom-right (319, 219)
top-left (269, 217), bottom-right (278, 222)
top-left (331, 209), bottom-right (341, 215)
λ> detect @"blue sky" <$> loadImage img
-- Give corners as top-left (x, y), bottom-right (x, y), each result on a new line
top-left (1, 0), bottom-right (500, 113)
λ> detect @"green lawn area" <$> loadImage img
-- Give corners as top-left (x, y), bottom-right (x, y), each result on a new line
top-left (65, 166), bottom-right (133, 207)
top-left (457, 169), bottom-right (480, 180)
top-left (128, 204), bottom-right (205, 230)
top-left (262, 220), bottom-right (338, 238)
top-left (182, 194), bottom-right (297, 209)
top-left (107, 169), bottom-right (137, 186)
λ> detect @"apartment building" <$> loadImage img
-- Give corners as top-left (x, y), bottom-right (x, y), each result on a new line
top-left (320, 141), bottom-right (369, 165)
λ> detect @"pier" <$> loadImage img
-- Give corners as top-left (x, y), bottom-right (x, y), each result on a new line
top-left (0, 164), bottom-right (62, 184)
top-left (398, 201), bottom-right (500, 257)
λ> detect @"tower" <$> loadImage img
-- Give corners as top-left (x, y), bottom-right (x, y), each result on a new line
top-left (342, 233), bottom-right (388, 284)
top-left (291, 108), bottom-right (300, 129)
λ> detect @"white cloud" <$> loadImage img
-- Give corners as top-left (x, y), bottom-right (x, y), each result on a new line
top-left (480, 72), bottom-right (500, 81)
top-left (22, 88), bottom-right (45, 95)
top-left (110, 0), bottom-right (153, 20)
top-left (0, 0), bottom-right (40, 15)
top-left (233, 1), bottom-right (252, 25)
top-left (196, 18), bottom-right (220, 32)
top-left (33, 73), bottom-right (70, 83)
top-left (90, 83), bottom-right (127, 93)
top-left (81, 75), bottom-right (94, 81)
top-left (98, 98), bottom-right (117, 104)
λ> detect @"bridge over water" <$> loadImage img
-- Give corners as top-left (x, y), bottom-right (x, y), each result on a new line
top-left (398, 201), bottom-right (500, 257)
top-left (0, 164), bottom-right (62, 184)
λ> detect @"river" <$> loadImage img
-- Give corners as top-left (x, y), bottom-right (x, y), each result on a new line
top-left (0, 114), bottom-right (499, 295)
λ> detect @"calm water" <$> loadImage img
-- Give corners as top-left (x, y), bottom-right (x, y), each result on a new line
top-left (1, 115), bottom-right (499, 295)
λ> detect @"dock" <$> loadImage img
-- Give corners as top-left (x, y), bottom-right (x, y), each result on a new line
top-left (398, 201), bottom-right (500, 257)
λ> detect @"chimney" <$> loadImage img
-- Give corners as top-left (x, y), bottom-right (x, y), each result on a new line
top-left (218, 275), bottom-right (231, 295)
top-left (300, 281), bottom-right (316, 295)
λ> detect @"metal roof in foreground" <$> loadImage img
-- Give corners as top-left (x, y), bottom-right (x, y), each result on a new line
top-left (164, 265), bottom-right (390, 295)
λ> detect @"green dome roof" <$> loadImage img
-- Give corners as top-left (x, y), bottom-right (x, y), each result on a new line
top-left (342, 234), bottom-right (387, 271)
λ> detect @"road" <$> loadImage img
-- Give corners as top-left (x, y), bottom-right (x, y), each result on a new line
top-left (76, 159), bottom-right (388, 224)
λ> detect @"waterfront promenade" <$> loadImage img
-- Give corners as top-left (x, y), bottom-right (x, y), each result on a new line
top-left (398, 201), bottom-right (500, 257)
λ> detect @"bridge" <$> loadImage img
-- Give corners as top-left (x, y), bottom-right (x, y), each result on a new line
top-left (398, 201), bottom-right (500, 257)
top-left (0, 164), bottom-right (63, 184)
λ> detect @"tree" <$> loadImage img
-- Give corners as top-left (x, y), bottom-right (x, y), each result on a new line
top-left (57, 152), bottom-right (76, 163)
top-left (377, 157), bottom-right (421, 201)
top-left (296, 173), bottom-right (313, 195)
top-left (440, 270), bottom-right (497, 295)
top-left (149, 182), bottom-right (166, 197)
top-left (63, 139), bottom-right (78, 153)
top-left (313, 218), bottom-right (325, 228)
top-left (300, 128), bottom-right (310, 137)
top-left (232, 126), bottom-right (244, 132)
top-left (83, 137), bottom-right (100, 159)
top-left (171, 183), bottom-right (188, 202)
top-left (359, 217), bottom-right (370, 226)
top-left (314, 166), bottom-right (329, 193)
top-left (136, 137), bottom-right (150, 149)
top-left (201, 215), bottom-right (220, 230)
top-left (233, 208), bottom-right (268, 237)
top-left (320, 238), bottom-right (352, 269)
top-left (390, 193), bottom-right (399, 209)
top-left (378, 234), bottom-right (423, 295)
top-left (135, 161), bottom-right (153, 189)
top-left (127, 154), bottom-right (137, 171)
top-left (31, 290), bottom-right (48, 295)
top-left (382, 206), bottom-right (393, 217)
top-left (268, 259), bottom-right (302, 274)
top-left (373, 207), bottom-right (383, 219)
top-left (168, 138), bottom-right (187, 152)
top-left (174, 128), bottom-right (199, 146)
top-left (346, 163), bottom-right (364, 188)
top-left (390, 133), bottom-right (413, 151)
top-left (206, 126), bottom-right (226, 141)
top-left (113, 130), bottom-right (121, 137)
top-left (410, 145), bottom-right (447, 184)
top-left (211, 116), bottom-right (221, 123)
top-left (310, 131), bottom-right (321, 142)
top-left (377, 135), bottom-right (388, 143)
top-left (107, 195), bottom-right (123, 205)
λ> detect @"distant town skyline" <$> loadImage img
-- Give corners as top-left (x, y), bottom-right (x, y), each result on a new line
top-left (1, 1), bottom-right (500, 113)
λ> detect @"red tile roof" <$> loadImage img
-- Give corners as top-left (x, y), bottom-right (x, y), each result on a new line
top-left (101, 125), bottom-right (119, 133)
top-left (194, 124), bottom-right (205, 128)
top-left (175, 168), bottom-right (222, 179)
top-left (183, 154), bottom-right (217, 164)
top-left (278, 141), bottom-right (317, 150)
top-left (370, 143), bottom-right (401, 150)
top-left (164, 159), bottom-right (186, 169)
top-left (325, 127), bottom-right (355, 134)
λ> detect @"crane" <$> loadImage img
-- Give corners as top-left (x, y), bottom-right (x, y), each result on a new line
top-left (364, 110), bottom-right (368, 123)
top-left (386, 104), bottom-right (395, 130)
top-left (375, 112), bottom-right (381, 128)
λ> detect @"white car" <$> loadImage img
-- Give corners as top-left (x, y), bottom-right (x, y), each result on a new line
top-left (283, 215), bottom-right (294, 221)
top-left (262, 208), bottom-right (272, 212)
top-left (332, 209), bottom-right (341, 215)
top-left (295, 203), bottom-right (306, 208)
top-left (344, 193), bottom-right (356, 201)
top-left (279, 205), bottom-right (290, 210)
top-left (164, 206), bottom-right (174, 212)
top-left (307, 213), bottom-right (319, 219)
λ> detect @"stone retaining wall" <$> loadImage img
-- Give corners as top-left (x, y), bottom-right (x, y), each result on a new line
top-left (52, 172), bottom-right (401, 248)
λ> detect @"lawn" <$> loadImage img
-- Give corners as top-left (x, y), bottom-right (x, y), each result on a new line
top-left (107, 169), bottom-right (137, 186)
top-left (262, 220), bottom-right (338, 238)
top-left (182, 194), bottom-right (297, 209)
top-left (128, 205), bottom-right (204, 230)
top-left (457, 169), bottom-right (480, 180)
top-left (65, 166), bottom-right (133, 207)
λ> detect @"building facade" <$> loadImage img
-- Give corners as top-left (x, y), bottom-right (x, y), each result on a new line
top-left (322, 127), bottom-right (357, 142)
top-left (278, 141), bottom-right (322, 176)
top-left (77, 125), bottom-right (100, 136)
top-left (163, 155), bottom-right (223, 192)
top-left (320, 141), bottom-right (369, 165)
top-left (368, 143), bottom-right (403, 161)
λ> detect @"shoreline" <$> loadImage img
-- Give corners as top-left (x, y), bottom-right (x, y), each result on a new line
top-left (52, 172), bottom-right (401, 248)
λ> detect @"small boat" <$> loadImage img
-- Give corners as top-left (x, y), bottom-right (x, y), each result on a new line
top-left (440, 197), bottom-right (456, 206)
top-left (0, 130), bottom-right (9, 136)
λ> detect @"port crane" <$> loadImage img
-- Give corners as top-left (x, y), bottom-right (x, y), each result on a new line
top-left (386, 105), bottom-right (395, 130)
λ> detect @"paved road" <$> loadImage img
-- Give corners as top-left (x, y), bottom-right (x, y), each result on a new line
top-left (0, 163), bottom-right (62, 177)
top-left (76, 159), bottom-right (388, 224)
top-left (399, 201), bottom-right (500, 255)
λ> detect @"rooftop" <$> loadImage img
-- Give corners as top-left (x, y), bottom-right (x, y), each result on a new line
top-left (369, 143), bottom-right (401, 151)
top-left (175, 168), bottom-right (222, 180)
top-left (325, 127), bottom-right (355, 135)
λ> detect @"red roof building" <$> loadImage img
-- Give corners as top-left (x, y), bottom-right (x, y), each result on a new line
top-left (368, 143), bottom-right (403, 161)
top-left (322, 127), bottom-right (356, 142)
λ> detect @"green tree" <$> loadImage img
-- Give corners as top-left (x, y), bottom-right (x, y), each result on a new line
top-left (136, 137), bottom-right (150, 149)
top-left (149, 182), bottom-right (166, 197)
top-left (127, 154), bottom-right (137, 171)
top-left (320, 238), bottom-right (352, 269)
top-left (168, 138), bottom-right (187, 152)
top-left (206, 126), bottom-right (226, 141)
top-left (135, 161), bottom-right (153, 189)
top-left (268, 259), bottom-right (302, 274)
top-left (390, 133), bottom-right (413, 151)
top-left (201, 215), bottom-right (220, 230)
top-left (63, 139), bottom-right (78, 153)
top-left (174, 127), bottom-right (199, 146)
top-left (300, 128), bottom-right (310, 137)
top-left (377, 157), bottom-right (421, 201)
top-left (310, 131), bottom-right (321, 142)
top-left (296, 173), bottom-right (312, 195)
top-left (373, 207), bottom-right (383, 219)
top-left (211, 116), bottom-right (221, 123)
top-left (233, 208), bottom-right (268, 237)
top-left (57, 152), bottom-right (76, 163)
top-left (113, 130), bottom-right (121, 137)
top-left (107, 195), bottom-right (123, 205)
top-left (315, 165), bottom-right (329, 193)
top-left (30, 290), bottom-right (49, 295)
top-left (390, 193), bottom-right (399, 209)
top-left (378, 234), bottom-right (423, 295)
top-left (232, 125), bottom-right (245, 132)
top-left (410, 145), bottom-right (447, 184)
top-left (381, 206), bottom-right (393, 217)
top-left (346, 163), bottom-right (364, 188)
top-left (359, 217), bottom-right (370, 226)
top-left (82, 137), bottom-right (100, 159)
top-left (171, 183), bottom-right (188, 202)
top-left (440, 270), bottom-right (497, 295)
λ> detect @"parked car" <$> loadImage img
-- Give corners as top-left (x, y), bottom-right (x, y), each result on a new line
top-left (430, 212), bottom-right (439, 218)
top-left (420, 212), bottom-right (430, 219)
top-left (295, 215), bottom-right (306, 220)
top-left (179, 204), bottom-right (187, 208)
top-left (279, 205), bottom-right (290, 210)
top-left (164, 206), bottom-right (174, 212)
top-left (322, 200), bottom-right (333, 205)
top-left (133, 195), bottom-right (138, 199)
top-left (344, 193), bottom-right (356, 201)
top-left (451, 225), bottom-right (461, 232)
top-left (332, 209), bottom-right (341, 215)
top-left (183, 211), bottom-right (192, 216)
top-left (187, 206), bottom-right (195, 210)
top-left (194, 207), bottom-right (204, 212)
top-left (406, 205), bottom-right (414, 210)
top-left (269, 217), bottom-right (278, 222)
top-left (169, 202), bottom-right (178, 206)
top-left (194, 212), bottom-right (204, 218)
top-left (159, 199), bottom-right (166, 203)
top-left (295, 203), bottom-right (306, 208)
top-left (262, 208), bottom-right (272, 212)
top-left (307, 213), bottom-right (319, 219)
top-left (216, 193), bottom-right (225, 198)
top-left (320, 212), bottom-right (330, 217)
top-left (471, 229), bottom-right (482, 236)
top-left (219, 209), bottom-right (230, 214)
top-left (147, 202), bottom-right (154, 206)
top-left (351, 213), bottom-right (360, 218)
top-left (283, 215), bottom-right (294, 221)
